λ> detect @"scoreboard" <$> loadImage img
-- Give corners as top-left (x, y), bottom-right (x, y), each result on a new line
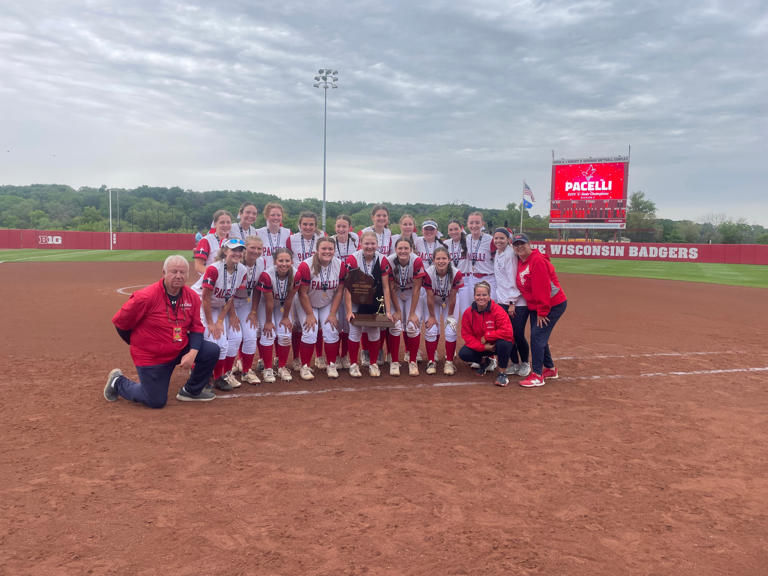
top-left (549, 156), bottom-right (629, 229)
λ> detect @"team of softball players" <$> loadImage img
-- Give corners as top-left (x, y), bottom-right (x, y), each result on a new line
top-left (192, 201), bottom-right (567, 390)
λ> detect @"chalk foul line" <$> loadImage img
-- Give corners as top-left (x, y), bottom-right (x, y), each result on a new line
top-left (216, 366), bottom-right (768, 399)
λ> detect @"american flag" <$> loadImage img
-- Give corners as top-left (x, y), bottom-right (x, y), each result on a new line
top-left (523, 181), bottom-right (535, 201)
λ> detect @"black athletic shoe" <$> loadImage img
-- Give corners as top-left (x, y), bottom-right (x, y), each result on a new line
top-left (176, 386), bottom-right (216, 402)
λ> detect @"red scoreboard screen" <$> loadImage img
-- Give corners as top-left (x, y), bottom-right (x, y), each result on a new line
top-left (549, 157), bottom-right (629, 229)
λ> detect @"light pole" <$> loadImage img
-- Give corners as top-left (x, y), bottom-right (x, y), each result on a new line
top-left (313, 68), bottom-right (338, 233)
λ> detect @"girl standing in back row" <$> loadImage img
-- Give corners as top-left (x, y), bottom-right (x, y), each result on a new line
top-left (464, 211), bottom-right (496, 300)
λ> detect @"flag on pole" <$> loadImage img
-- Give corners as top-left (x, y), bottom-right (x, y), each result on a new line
top-left (523, 181), bottom-right (535, 201)
top-left (523, 199), bottom-right (533, 209)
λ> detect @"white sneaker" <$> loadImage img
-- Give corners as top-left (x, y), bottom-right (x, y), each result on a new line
top-left (517, 362), bottom-right (531, 377)
top-left (505, 363), bottom-right (519, 375)
top-left (262, 368), bottom-right (276, 383)
top-left (369, 363), bottom-right (381, 377)
top-left (315, 356), bottom-right (327, 370)
top-left (224, 371), bottom-right (242, 389)
top-left (408, 361), bottom-right (419, 376)
top-left (326, 362), bottom-right (339, 379)
top-left (292, 357), bottom-right (301, 371)
top-left (470, 362), bottom-right (480, 369)
top-left (443, 361), bottom-right (456, 376)
top-left (300, 364), bottom-right (315, 381)
top-left (232, 357), bottom-right (243, 375)
top-left (390, 362), bottom-right (400, 376)
top-left (404, 351), bottom-right (410, 363)
top-left (385, 352), bottom-right (392, 365)
top-left (241, 369), bottom-right (261, 384)
top-left (349, 363), bottom-right (362, 378)
top-left (341, 356), bottom-right (351, 370)
top-left (360, 350), bottom-right (370, 367)
top-left (416, 350), bottom-right (424, 362)
top-left (256, 358), bottom-right (265, 372)
top-left (426, 361), bottom-right (437, 375)
top-left (277, 366), bottom-right (293, 381)
top-left (486, 357), bottom-right (498, 374)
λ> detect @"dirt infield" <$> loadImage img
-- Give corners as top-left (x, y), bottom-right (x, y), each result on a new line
top-left (2, 262), bottom-right (767, 575)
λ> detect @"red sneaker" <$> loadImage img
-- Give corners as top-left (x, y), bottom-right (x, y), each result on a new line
top-left (542, 366), bottom-right (558, 380)
top-left (519, 372), bottom-right (545, 388)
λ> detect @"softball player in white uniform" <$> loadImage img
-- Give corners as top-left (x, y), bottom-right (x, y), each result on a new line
top-left (331, 215), bottom-right (359, 369)
top-left (199, 238), bottom-right (248, 391)
top-left (233, 236), bottom-right (267, 384)
top-left (387, 238), bottom-right (426, 376)
top-left (256, 202), bottom-right (291, 268)
top-left (446, 219), bottom-right (472, 317)
top-left (294, 238), bottom-right (346, 380)
top-left (230, 202), bottom-right (259, 241)
top-left (193, 209), bottom-right (232, 280)
top-left (344, 230), bottom-right (393, 378)
top-left (256, 248), bottom-right (296, 382)
top-left (464, 211), bottom-right (497, 302)
top-left (423, 246), bottom-right (465, 376)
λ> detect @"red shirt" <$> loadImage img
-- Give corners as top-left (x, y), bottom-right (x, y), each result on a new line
top-left (460, 300), bottom-right (514, 352)
top-left (516, 249), bottom-right (567, 317)
top-left (112, 279), bottom-right (204, 366)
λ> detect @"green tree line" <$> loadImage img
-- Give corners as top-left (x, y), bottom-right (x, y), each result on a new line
top-left (1, 184), bottom-right (765, 244)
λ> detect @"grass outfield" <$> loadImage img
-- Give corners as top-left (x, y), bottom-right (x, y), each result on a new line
top-left (552, 258), bottom-right (768, 288)
top-left (1, 248), bottom-right (766, 288)
top-left (0, 249), bottom-right (185, 263)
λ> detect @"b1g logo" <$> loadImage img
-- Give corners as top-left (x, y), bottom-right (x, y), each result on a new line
top-left (39, 235), bottom-right (63, 245)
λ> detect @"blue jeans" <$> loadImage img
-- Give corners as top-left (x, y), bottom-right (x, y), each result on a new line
top-left (458, 339), bottom-right (514, 370)
top-left (498, 304), bottom-right (530, 364)
top-left (529, 300), bottom-right (567, 376)
top-left (115, 340), bottom-right (219, 409)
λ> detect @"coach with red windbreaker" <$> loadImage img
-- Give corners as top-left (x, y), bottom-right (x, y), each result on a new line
top-left (512, 233), bottom-right (568, 388)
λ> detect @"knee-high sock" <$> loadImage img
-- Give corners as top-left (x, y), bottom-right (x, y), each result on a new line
top-left (241, 353), bottom-right (255, 373)
top-left (426, 339), bottom-right (439, 363)
top-left (300, 341), bottom-right (314, 366)
top-left (292, 330), bottom-right (301, 361)
top-left (407, 334), bottom-right (420, 361)
top-left (387, 332), bottom-right (401, 363)
top-left (348, 339), bottom-right (360, 365)
top-left (258, 344), bottom-right (272, 369)
top-left (214, 359), bottom-right (226, 379)
top-left (324, 341), bottom-right (340, 365)
top-left (445, 340), bottom-right (456, 362)
top-left (276, 343), bottom-right (291, 368)
top-left (368, 337), bottom-right (382, 364)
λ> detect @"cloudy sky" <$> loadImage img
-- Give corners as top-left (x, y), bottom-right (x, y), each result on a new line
top-left (2, 1), bottom-right (767, 224)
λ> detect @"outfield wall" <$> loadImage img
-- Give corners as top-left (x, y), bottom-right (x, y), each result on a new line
top-left (0, 229), bottom-right (194, 251)
top-left (1, 229), bottom-right (766, 264)
top-left (532, 241), bottom-right (768, 265)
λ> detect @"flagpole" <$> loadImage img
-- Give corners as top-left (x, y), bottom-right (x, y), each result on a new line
top-left (520, 180), bottom-right (524, 233)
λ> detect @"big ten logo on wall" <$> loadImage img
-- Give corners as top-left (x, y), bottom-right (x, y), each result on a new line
top-left (39, 235), bottom-right (63, 245)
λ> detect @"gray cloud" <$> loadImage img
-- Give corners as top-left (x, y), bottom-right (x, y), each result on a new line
top-left (1, 0), bottom-right (766, 224)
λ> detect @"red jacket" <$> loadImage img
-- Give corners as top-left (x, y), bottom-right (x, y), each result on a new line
top-left (112, 279), bottom-right (204, 366)
top-left (461, 300), bottom-right (514, 352)
top-left (516, 249), bottom-right (567, 317)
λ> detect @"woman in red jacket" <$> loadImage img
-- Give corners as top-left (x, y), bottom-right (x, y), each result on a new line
top-left (512, 233), bottom-right (568, 388)
top-left (458, 281), bottom-right (515, 387)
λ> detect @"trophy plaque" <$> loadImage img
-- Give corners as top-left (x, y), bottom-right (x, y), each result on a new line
top-left (347, 267), bottom-right (393, 327)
